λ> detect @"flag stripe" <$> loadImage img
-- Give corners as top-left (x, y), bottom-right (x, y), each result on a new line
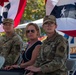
top-left (45, 0), bottom-right (47, 3)
top-left (56, 18), bottom-right (76, 30)
top-left (46, 0), bottom-right (59, 15)
top-left (8, 0), bottom-right (20, 19)
top-left (14, 0), bottom-right (27, 27)
top-left (62, 30), bottom-right (76, 37)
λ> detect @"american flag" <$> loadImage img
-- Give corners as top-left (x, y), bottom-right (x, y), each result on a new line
top-left (45, 0), bottom-right (76, 37)
top-left (0, 0), bottom-right (27, 32)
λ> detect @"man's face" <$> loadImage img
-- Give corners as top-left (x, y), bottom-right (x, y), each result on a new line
top-left (3, 22), bottom-right (14, 33)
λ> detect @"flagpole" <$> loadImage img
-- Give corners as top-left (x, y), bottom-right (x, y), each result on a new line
top-left (68, 36), bottom-right (72, 59)
top-left (68, 36), bottom-right (71, 59)
top-left (67, 36), bottom-right (71, 75)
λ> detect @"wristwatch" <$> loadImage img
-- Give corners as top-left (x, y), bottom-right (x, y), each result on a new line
top-left (18, 65), bottom-right (20, 68)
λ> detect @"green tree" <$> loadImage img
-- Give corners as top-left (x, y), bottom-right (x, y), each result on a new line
top-left (21, 0), bottom-right (45, 23)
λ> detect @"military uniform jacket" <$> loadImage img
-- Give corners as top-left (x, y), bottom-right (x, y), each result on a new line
top-left (0, 32), bottom-right (23, 66)
top-left (34, 32), bottom-right (68, 75)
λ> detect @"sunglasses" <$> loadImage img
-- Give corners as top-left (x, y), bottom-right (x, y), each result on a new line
top-left (26, 30), bottom-right (35, 33)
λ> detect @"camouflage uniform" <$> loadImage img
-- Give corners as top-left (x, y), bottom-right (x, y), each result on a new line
top-left (0, 32), bottom-right (23, 66)
top-left (34, 32), bottom-right (68, 75)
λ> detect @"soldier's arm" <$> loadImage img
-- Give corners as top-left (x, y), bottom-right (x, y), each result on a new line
top-left (40, 38), bottom-right (68, 73)
top-left (12, 35), bottom-right (24, 64)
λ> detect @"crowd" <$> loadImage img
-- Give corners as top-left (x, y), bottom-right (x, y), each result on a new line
top-left (0, 15), bottom-right (68, 75)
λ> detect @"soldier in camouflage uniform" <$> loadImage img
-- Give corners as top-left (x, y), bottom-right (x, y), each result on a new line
top-left (26, 15), bottom-right (68, 75)
top-left (0, 18), bottom-right (23, 68)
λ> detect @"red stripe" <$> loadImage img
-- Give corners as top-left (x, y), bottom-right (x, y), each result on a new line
top-left (61, 30), bottom-right (76, 37)
top-left (0, 0), bottom-right (9, 6)
top-left (45, 0), bottom-right (47, 3)
top-left (45, 0), bottom-right (47, 4)
top-left (14, 0), bottom-right (27, 27)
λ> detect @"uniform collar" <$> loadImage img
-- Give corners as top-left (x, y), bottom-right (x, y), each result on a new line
top-left (44, 31), bottom-right (59, 43)
top-left (4, 32), bottom-right (16, 41)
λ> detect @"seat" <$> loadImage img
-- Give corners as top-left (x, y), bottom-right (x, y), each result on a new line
top-left (0, 56), bottom-right (5, 69)
top-left (0, 70), bottom-right (23, 75)
top-left (66, 59), bottom-right (76, 75)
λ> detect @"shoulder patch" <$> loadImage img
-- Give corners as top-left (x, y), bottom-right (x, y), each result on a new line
top-left (59, 46), bottom-right (65, 52)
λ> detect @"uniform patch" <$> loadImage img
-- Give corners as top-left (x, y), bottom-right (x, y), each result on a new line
top-left (59, 46), bottom-right (65, 52)
top-left (16, 45), bottom-right (20, 50)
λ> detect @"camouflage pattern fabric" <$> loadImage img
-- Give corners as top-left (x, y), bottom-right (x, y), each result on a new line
top-left (0, 32), bottom-right (23, 66)
top-left (34, 32), bottom-right (68, 75)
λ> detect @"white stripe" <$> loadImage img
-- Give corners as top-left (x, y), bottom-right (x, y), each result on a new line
top-left (0, 25), bottom-right (4, 32)
top-left (46, 0), bottom-right (59, 15)
top-left (57, 0), bottom-right (76, 6)
top-left (0, 6), bottom-right (2, 15)
top-left (8, 0), bottom-right (20, 19)
top-left (56, 18), bottom-right (76, 30)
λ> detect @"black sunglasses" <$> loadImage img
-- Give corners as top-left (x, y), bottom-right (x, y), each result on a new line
top-left (26, 30), bottom-right (35, 33)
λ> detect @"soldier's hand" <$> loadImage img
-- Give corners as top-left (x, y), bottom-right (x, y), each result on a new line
top-left (4, 66), bottom-right (12, 70)
top-left (25, 66), bottom-right (41, 72)
top-left (11, 64), bottom-right (19, 68)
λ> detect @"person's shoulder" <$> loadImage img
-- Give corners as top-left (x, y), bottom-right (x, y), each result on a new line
top-left (0, 35), bottom-right (5, 40)
top-left (0, 36), bottom-right (4, 39)
top-left (11, 33), bottom-right (23, 44)
top-left (57, 33), bottom-right (67, 40)
top-left (56, 33), bottom-right (68, 44)
top-left (13, 33), bottom-right (22, 40)
top-left (0, 37), bottom-right (3, 42)
top-left (37, 41), bottom-right (42, 45)
top-left (34, 41), bottom-right (42, 48)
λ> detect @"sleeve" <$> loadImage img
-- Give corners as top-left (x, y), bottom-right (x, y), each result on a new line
top-left (0, 37), bottom-right (3, 53)
top-left (8, 35), bottom-right (24, 65)
top-left (40, 38), bottom-right (68, 73)
top-left (13, 35), bottom-right (24, 52)
top-left (34, 42), bottom-right (45, 67)
top-left (14, 35), bottom-right (24, 55)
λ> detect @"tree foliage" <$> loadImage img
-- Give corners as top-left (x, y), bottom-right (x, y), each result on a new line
top-left (21, 0), bottom-right (45, 23)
